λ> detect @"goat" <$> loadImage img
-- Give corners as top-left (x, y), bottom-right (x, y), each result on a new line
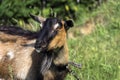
top-left (0, 15), bottom-right (74, 80)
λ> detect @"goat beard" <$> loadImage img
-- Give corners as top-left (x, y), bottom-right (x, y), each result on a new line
top-left (40, 52), bottom-right (54, 75)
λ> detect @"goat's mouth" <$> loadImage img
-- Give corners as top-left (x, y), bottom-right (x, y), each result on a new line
top-left (35, 47), bottom-right (48, 53)
top-left (35, 44), bottom-right (48, 53)
top-left (35, 48), bottom-right (42, 53)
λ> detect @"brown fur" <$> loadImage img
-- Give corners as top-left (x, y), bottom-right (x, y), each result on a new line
top-left (0, 21), bottom-right (69, 80)
top-left (0, 35), bottom-right (36, 79)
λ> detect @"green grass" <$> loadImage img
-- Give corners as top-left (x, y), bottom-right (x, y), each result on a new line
top-left (10, 0), bottom-right (119, 80)
top-left (66, 0), bottom-right (120, 80)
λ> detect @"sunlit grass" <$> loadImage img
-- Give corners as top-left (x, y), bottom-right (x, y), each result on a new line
top-left (66, 25), bottom-right (120, 80)
top-left (66, 0), bottom-right (120, 80)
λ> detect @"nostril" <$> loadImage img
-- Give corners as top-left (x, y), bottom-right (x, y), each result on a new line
top-left (35, 43), bottom-right (40, 49)
top-left (41, 41), bottom-right (47, 48)
top-left (35, 40), bottom-right (47, 49)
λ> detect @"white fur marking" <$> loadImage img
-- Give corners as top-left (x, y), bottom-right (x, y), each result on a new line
top-left (0, 55), bottom-right (2, 61)
top-left (0, 78), bottom-right (5, 80)
top-left (7, 51), bottom-right (14, 60)
top-left (54, 23), bottom-right (59, 29)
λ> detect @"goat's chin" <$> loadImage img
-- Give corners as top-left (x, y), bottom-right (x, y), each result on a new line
top-left (35, 48), bottom-right (42, 53)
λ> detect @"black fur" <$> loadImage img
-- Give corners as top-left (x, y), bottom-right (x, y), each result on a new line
top-left (40, 52), bottom-right (54, 75)
top-left (34, 18), bottom-right (61, 51)
top-left (0, 25), bottom-right (38, 39)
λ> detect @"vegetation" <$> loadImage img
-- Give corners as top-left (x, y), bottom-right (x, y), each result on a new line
top-left (0, 0), bottom-right (120, 80)
top-left (67, 0), bottom-right (120, 80)
top-left (0, 0), bottom-right (105, 25)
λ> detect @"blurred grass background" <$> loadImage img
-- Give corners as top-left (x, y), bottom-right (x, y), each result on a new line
top-left (67, 0), bottom-right (120, 80)
top-left (0, 0), bottom-right (120, 80)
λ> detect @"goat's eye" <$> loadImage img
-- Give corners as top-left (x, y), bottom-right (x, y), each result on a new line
top-left (58, 22), bottom-right (62, 28)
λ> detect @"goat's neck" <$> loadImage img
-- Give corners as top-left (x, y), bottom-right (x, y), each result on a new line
top-left (53, 41), bottom-right (68, 66)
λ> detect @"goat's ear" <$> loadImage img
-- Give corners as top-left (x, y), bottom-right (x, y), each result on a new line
top-left (64, 20), bottom-right (74, 31)
top-left (30, 14), bottom-right (46, 23)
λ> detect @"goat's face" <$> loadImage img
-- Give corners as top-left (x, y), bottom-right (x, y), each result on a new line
top-left (31, 15), bottom-right (74, 53)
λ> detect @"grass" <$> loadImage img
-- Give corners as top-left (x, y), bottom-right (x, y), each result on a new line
top-left (3, 0), bottom-right (119, 80)
top-left (66, 0), bottom-right (120, 80)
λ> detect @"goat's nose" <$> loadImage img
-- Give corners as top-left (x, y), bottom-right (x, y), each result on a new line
top-left (35, 40), bottom-right (47, 52)
top-left (35, 40), bottom-right (41, 49)
top-left (35, 41), bottom-right (43, 53)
